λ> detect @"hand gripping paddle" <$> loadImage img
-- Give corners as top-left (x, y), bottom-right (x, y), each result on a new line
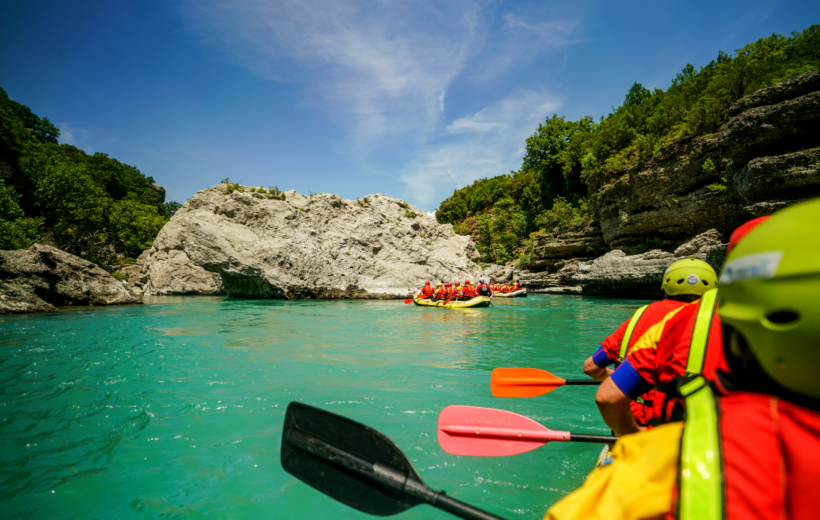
top-left (281, 402), bottom-right (507, 520)
top-left (437, 405), bottom-right (616, 457)
top-left (490, 368), bottom-right (600, 398)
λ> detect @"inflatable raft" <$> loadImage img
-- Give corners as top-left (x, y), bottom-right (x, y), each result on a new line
top-left (493, 289), bottom-right (527, 298)
top-left (412, 296), bottom-right (492, 309)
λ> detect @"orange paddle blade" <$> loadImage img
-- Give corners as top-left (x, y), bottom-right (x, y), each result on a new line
top-left (491, 368), bottom-right (566, 397)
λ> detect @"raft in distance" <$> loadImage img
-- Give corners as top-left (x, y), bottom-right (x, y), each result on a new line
top-left (412, 296), bottom-right (492, 308)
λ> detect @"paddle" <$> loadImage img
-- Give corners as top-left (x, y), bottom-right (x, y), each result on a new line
top-left (281, 402), bottom-right (507, 520)
top-left (438, 405), bottom-right (616, 457)
top-left (491, 368), bottom-right (600, 398)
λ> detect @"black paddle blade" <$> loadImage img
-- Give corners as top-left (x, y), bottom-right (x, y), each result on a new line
top-left (281, 402), bottom-right (426, 516)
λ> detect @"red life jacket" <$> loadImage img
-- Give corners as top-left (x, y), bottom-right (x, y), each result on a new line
top-left (599, 299), bottom-right (689, 426)
top-left (462, 285), bottom-right (475, 298)
top-left (421, 285), bottom-right (434, 296)
top-left (502, 283), bottom-right (510, 292)
top-left (626, 290), bottom-right (727, 425)
top-left (668, 378), bottom-right (820, 520)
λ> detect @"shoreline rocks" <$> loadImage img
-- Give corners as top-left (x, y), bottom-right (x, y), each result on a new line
top-left (0, 244), bottom-right (141, 314)
top-left (521, 230), bottom-right (725, 298)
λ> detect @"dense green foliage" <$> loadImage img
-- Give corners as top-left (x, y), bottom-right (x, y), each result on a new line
top-left (437, 26), bottom-right (820, 264)
top-left (0, 86), bottom-right (180, 262)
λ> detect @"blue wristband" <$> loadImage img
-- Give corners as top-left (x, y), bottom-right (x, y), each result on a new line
top-left (610, 359), bottom-right (653, 399)
top-left (592, 346), bottom-right (615, 368)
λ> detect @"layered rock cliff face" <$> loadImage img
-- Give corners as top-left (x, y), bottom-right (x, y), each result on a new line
top-left (521, 229), bottom-right (725, 298)
top-left (599, 69), bottom-right (820, 248)
top-left (523, 70), bottom-right (820, 296)
top-left (141, 189), bottom-right (482, 299)
top-left (0, 245), bottom-right (141, 314)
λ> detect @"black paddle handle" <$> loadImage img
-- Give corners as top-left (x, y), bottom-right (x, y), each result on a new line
top-left (564, 379), bottom-right (602, 385)
top-left (569, 433), bottom-right (618, 443)
top-left (433, 492), bottom-right (508, 520)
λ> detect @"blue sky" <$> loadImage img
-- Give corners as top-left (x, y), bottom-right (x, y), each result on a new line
top-left (2, 1), bottom-right (817, 211)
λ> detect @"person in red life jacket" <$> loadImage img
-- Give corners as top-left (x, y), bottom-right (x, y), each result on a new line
top-left (595, 219), bottom-right (771, 436)
top-left (454, 281), bottom-right (463, 298)
top-left (433, 282), bottom-right (445, 300)
top-left (501, 281), bottom-right (511, 293)
top-left (594, 258), bottom-right (719, 435)
top-left (545, 200), bottom-right (820, 520)
top-left (444, 282), bottom-right (456, 299)
top-left (461, 280), bottom-right (476, 299)
top-left (475, 276), bottom-right (493, 297)
top-left (582, 258), bottom-right (715, 429)
top-left (420, 280), bottom-right (434, 298)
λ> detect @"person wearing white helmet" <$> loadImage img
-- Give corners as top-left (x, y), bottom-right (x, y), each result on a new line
top-left (476, 276), bottom-right (492, 297)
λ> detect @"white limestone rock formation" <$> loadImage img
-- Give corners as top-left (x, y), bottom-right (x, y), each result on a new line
top-left (0, 244), bottom-right (141, 314)
top-left (142, 187), bottom-right (482, 299)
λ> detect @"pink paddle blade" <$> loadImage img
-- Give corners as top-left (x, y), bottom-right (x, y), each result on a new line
top-left (437, 405), bottom-right (569, 457)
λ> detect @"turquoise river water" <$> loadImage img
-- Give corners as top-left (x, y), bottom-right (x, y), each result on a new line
top-left (0, 294), bottom-right (644, 519)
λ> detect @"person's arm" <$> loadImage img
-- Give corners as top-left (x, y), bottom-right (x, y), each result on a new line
top-left (583, 347), bottom-right (615, 381)
top-left (596, 360), bottom-right (653, 436)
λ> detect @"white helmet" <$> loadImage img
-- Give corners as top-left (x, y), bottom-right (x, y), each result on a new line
top-left (479, 276), bottom-right (485, 282)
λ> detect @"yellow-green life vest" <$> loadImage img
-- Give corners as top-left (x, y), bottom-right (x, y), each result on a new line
top-left (677, 375), bottom-right (723, 520)
top-left (619, 304), bottom-right (650, 362)
top-left (685, 288), bottom-right (718, 375)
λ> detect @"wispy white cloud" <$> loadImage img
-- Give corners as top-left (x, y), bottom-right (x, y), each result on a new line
top-left (180, 0), bottom-right (481, 143)
top-left (503, 13), bottom-right (579, 46)
top-left (56, 122), bottom-right (116, 154)
top-left (401, 90), bottom-right (561, 209)
top-left (56, 122), bottom-right (90, 149)
top-left (178, 1), bottom-right (581, 208)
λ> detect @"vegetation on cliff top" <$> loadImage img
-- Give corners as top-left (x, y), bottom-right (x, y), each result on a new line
top-left (0, 86), bottom-right (181, 263)
top-left (436, 25), bottom-right (820, 265)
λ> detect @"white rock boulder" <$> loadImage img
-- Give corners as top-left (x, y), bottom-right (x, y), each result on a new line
top-left (143, 186), bottom-right (482, 299)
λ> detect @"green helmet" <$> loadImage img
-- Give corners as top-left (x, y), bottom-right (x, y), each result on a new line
top-left (661, 258), bottom-right (718, 296)
top-left (437, 282), bottom-right (443, 287)
top-left (718, 199), bottom-right (820, 399)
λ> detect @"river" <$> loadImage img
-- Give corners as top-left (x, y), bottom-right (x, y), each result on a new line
top-left (0, 294), bottom-right (643, 519)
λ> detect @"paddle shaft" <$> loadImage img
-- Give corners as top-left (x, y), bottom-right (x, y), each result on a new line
top-left (564, 379), bottom-right (601, 386)
top-left (285, 429), bottom-right (506, 520)
top-left (570, 434), bottom-right (617, 443)
top-left (440, 425), bottom-right (616, 444)
top-left (494, 378), bottom-right (600, 387)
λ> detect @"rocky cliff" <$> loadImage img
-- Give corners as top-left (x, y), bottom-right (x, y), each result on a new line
top-left (140, 188), bottom-right (483, 299)
top-left (522, 70), bottom-right (820, 296)
top-left (599, 69), bottom-right (820, 248)
top-left (0, 244), bottom-right (141, 314)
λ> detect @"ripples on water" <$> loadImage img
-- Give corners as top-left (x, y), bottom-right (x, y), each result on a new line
top-left (0, 294), bottom-right (644, 519)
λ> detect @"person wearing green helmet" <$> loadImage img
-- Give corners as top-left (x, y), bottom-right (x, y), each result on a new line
top-left (434, 282), bottom-right (445, 300)
top-left (584, 258), bottom-right (718, 432)
top-left (545, 199), bottom-right (820, 520)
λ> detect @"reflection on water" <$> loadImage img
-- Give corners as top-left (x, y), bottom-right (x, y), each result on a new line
top-left (0, 294), bottom-right (643, 519)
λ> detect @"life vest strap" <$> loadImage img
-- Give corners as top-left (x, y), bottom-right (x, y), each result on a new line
top-left (677, 375), bottom-right (723, 520)
top-left (685, 288), bottom-right (718, 375)
top-left (619, 304), bottom-right (650, 362)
